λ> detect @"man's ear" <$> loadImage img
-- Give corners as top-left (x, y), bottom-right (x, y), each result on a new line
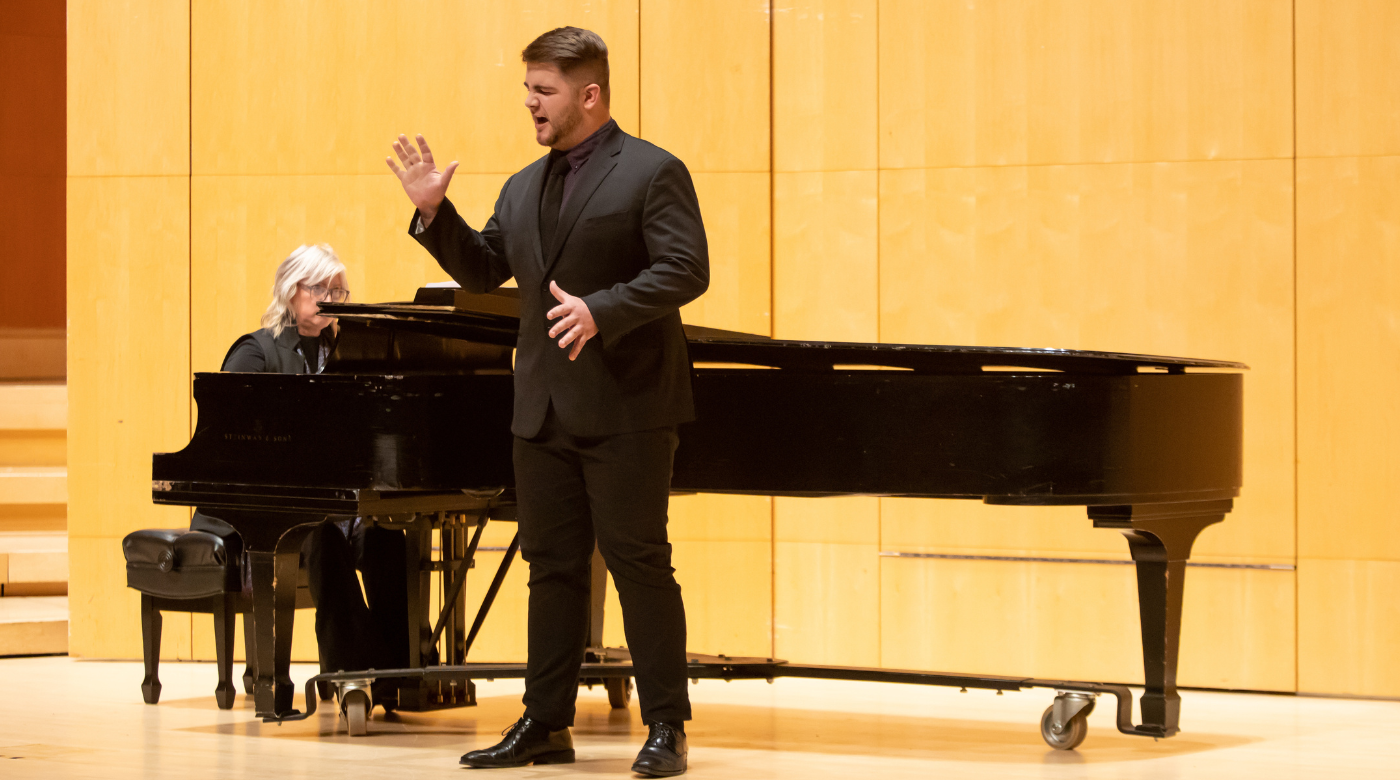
top-left (582, 83), bottom-right (601, 110)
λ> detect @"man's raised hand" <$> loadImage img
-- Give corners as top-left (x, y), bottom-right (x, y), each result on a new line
top-left (547, 281), bottom-right (599, 362)
top-left (386, 134), bottom-right (457, 225)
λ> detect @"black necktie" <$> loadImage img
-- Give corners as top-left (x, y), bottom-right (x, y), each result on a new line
top-left (539, 155), bottom-right (567, 253)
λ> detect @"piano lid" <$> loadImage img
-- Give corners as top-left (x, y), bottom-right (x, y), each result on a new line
top-left (318, 286), bottom-right (1248, 376)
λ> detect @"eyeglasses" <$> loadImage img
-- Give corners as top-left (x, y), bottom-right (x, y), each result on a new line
top-left (300, 283), bottom-right (351, 303)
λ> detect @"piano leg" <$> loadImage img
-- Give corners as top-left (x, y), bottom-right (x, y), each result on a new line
top-left (248, 548), bottom-right (302, 717)
top-left (1091, 500), bottom-right (1229, 737)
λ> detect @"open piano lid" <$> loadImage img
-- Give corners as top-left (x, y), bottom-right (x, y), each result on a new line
top-left (319, 286), bottom-right (1247, 376)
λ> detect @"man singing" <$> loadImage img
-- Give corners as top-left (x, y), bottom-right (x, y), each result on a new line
top-left (387, 26), bottom-right (707, 778)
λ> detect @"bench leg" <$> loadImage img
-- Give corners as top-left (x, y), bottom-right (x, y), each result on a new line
top-left (213, 594), bottom-right (238, 710)
top-left (140, 594), bottom-right (162, 704)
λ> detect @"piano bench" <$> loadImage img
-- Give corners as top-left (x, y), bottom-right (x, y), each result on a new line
top-left (121, 528), bottom-right (312, 710)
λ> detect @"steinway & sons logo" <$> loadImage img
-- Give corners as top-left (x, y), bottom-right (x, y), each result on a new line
top-left (223, 419), bottom-right (291, 443)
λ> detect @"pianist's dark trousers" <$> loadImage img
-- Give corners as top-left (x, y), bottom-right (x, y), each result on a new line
top-left (303, 519), bottom-right (409, 674)
top-left (515, 406), bottom-right (690, 729)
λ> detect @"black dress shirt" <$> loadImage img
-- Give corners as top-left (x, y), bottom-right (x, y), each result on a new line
top-left (549, 118), bottom-right (618, 215)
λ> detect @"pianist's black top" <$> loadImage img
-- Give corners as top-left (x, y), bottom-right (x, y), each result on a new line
top-left (221, 326), bottom-right (332, 374)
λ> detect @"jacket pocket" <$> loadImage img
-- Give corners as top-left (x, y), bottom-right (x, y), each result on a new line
top-left (584, 208), bottom-right (632, 224)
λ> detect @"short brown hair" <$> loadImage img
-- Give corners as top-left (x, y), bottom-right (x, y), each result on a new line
top-left (522, 27), bottom-right (610, 104)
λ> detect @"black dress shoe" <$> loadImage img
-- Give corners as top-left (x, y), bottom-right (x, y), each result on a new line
top-left (632, 722), bottom-right (688, 777)
top-left (460, 717), bottom-right (575, 768)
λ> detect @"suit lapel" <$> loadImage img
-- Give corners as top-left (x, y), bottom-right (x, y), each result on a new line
top-left (522, 155), bottom-right (549, 274)
top-left (542, 128), bottom-right (626, 278)
top-left (274, 327), bottom-right (307, 374)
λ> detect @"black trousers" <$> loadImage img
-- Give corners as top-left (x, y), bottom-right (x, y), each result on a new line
top-left (303, 519), bottom-right (408, 674)
top-left (515, 406), bottom-right (690, 728)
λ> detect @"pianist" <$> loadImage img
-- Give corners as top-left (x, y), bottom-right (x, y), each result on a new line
top-left (194, 244), bottom-right (409, 682)
top-left (387, 27), bottom-right (708, 777)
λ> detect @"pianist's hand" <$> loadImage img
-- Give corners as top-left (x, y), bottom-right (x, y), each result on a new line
top-left (386, 134), bottom-right (457, 227)
top-left (547, 281), bottom-right (598, 361)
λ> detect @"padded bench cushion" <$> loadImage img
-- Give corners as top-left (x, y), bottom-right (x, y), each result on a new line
top-left (123, 529), bottom-right (242, 599)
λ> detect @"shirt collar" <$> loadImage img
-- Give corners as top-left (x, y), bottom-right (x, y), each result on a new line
top-left (553, 118), bottom-right (618, 173)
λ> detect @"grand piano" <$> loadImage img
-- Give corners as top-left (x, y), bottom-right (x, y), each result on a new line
top-left (152, 286), bottom-right (1244, 749)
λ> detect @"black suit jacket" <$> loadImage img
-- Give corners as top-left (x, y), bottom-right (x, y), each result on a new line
top-left (411, 123), bottom-right (709, 438)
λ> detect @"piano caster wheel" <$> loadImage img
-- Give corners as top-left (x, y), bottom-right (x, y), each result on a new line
top-left (342, 689), bottom-right (371, 737)
top-left (605, 677), bottom-right (632, 709)
top-left (1040, 692), bottom-right (1096, 751)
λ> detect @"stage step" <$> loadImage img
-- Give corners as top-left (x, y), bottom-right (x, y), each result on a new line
top-left (0, 382), bottom-right (69, 654)
top-left (0, 330), bottom-right (65, 382)
top-left (0, 595), bottom-right (67, 656)
top-left (0, 467), bottom-right (67, 505)
top-left (0, 384), bottom-right (67, 533)
top-left (0, 532), bottom-right (68, 596)
top-left (0, 383), bottom-right (67, 429)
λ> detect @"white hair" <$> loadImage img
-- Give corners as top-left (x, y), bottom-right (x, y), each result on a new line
top-left (261, 244), bottom-right (347, 337)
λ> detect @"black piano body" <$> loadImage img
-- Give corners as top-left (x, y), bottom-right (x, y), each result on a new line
top-left (152, 286), bottom-right (1244, 747)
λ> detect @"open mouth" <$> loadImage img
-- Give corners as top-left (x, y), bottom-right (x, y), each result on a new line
top-left (533, 115), bottom-right (548, 128)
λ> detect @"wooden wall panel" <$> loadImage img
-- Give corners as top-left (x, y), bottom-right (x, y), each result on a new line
top-left (662, 495), bottom-right (774, 658)
top-left (604, 495), bottom-right (773, 658)
top-left (1298, 558), bottom-right (1400, 697)
top-left (1297, 155), bottom-right (1400, 562)
top-left (772, 0), bottom-right (877, 173)
top-left (879, 0), bottom-right (1292, 169)
top-left (881, 557), bottom-right (1144, 682)
top-left (774, 497), bottom-right (879, 667)
top-left (1177, 567), bottom-right (1295, 692)
top-left (0, 432), bottom-right (66, 467)
top-left (0, 505), bottom-right (66, 534)
top-left (67, 175), bottom-right (192, 658)
top-left (1296, 0), bottom-right (1400, 158)
top-left (679, 173), bottom-right (771, 336)
top-left (1295, 156), bottom-right (1400, 697)
top-left (640, 0), bottom-right (769, 172)
top-left (68, 0), bottom-right (192, 660)
top-left (882, 501), bottom-right (1121, 559)
top-left (773, 171), bottom-right (879, 342)
top-left (189, 173), bottom-right (508, 372)
top-left (879, 160), bottom-right (1293, 564)
top-left (192, 0), bottom-right (640, 177)
top-left (882, 558), bottom-right (1294, 691)
top-left (67, 178), bottom-right (192, 540)
top-left (67, 0), bottom-right (189, 176)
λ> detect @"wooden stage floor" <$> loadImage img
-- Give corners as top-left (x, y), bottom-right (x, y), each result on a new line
top-left (1, 655), bottom-right (1397, 779)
